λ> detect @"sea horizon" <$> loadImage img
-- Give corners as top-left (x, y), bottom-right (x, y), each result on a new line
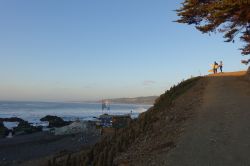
top-left (0, 101), bottom-right (151, 125)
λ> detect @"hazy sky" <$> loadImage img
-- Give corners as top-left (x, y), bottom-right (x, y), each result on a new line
top-left (0, 0), bottom-right (247, 101)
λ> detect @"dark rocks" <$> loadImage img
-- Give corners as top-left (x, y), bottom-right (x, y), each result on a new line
top-left (14, 121), bottom-right (42, 135)
top-left (0, 117), bottom-right (42, 136)
top-left (0, 117), bottom-right (25, 123)
top-left (40, 115), bottom-right (71, 128)
top-left (0, 122), bottom-right (8, 138)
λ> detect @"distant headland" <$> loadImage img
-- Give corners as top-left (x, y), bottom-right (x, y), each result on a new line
top-left (101, 96), bottom-right (158, 105)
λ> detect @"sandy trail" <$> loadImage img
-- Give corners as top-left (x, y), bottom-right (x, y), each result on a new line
top-left (166, 72), bottom-right (250, 166)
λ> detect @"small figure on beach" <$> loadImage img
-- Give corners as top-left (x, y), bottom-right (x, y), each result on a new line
top-left (219, 61), bottom-right (223, 73)
top-left (213, 61), bottom-right (218, 74)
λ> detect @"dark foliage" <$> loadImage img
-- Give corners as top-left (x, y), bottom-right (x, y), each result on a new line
top-left (176, 0), bottom-right (250, 56)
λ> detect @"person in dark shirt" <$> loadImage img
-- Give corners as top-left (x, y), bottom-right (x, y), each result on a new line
top-left (219, 61), bottom-right (223, 73)
top-left (213, 61), bottom-right (218, 74)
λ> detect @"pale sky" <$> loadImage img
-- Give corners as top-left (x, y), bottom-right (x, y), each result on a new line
top-left (0, 0), bottom-right (247, 101)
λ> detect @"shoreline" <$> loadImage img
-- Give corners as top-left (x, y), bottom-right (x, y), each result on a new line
top-left (0, 102), bottom-right (150, 127)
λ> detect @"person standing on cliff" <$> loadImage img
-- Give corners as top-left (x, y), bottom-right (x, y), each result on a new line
top-left (219, 61), bottom-right (223, 73)
top-left (213, 61), bottom-right (218, 74)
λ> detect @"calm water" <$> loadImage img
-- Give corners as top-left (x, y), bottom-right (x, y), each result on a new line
top-left (0, 101), bottom-right (151, 124)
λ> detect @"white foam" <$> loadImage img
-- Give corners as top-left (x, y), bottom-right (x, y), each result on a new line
top-left (3, 122), bottom-right (19, 130)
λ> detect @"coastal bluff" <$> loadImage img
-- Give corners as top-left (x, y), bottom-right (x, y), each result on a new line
top-left (22, 70), bottom-right (250, 166)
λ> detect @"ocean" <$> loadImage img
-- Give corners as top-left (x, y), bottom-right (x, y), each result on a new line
top-left (0, 101), bottom-right (151, 125)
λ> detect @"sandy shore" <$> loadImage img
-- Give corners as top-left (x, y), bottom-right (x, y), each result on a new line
top-left (0, 131), bottom-right (101, 166)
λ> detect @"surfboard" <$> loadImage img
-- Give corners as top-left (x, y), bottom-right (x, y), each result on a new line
top-left (208, 69), bottom-right (214, 73)
top-left (209, 64), bottom-right (219, 73)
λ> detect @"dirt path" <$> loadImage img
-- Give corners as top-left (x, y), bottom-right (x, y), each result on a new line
top-left (166, 72), bottom-right (250, 166)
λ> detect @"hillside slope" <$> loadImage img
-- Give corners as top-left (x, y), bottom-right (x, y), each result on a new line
top-left (165, 71), bottom-right (250, 166)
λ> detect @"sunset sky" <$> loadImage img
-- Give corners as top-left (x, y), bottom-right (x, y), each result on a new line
top-left (0, 0), bottom-right (247, 101)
